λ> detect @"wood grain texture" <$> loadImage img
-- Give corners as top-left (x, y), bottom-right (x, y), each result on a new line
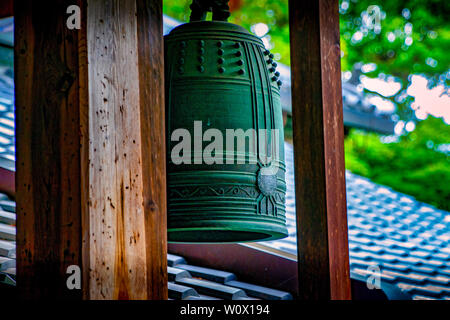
top-left (136, 0), bottom-right (168, 300)
top-left (289, 0), bottom-right (351, 300)
top-left (79, 0), bottom-right (90, 300)
top-left (86, 0), bottom-right (167, 299)
top-left (15, 0), bottom-right (85, 299)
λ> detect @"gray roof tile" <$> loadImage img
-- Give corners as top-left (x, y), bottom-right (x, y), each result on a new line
top-left (168, 282), bottom-right (199, 300)
top-left (175, 264), bottom-right (236, 284)
top-left (397, 283), bottom-right (450, 298)
top-left (0, 210), bottom-right (14, 225)
top-left (0, 240), bottom-right (14, 258)
top-left (175, 277), bottom-right (248, 300)
top-left (167, 253), bottom-right (186, 267)
top-left (224, 280), bottom-right (293, 300)
top-left (184, 294), bottom-right (221, 300)
top-left (0, 272), bottom-right (15, 286)
top-left (168, 266), bottom-right (192, 282)
top-left (0, 223), bottom-right (14, 241)
top-left (0, 200), bottom-right (15, 213)
top-left (0, 256), bottom-right (14, 271)
top-left (234, 296), bottom-right (261, 300)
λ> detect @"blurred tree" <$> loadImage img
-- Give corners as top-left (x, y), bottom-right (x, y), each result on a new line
top-left (163, 0), bottom-right (290, 64)
top-left (345, 116), bottom-right (450, 210)
top-left (164, 0), bottom-right (449, 79)
top-left (340, 0), bottom-right (450, 80)
top-left (164, 0), bottom-right (449, 119)
top-left (339, 0), bottom-right (450, 120)
top-left (164, 0), bottom-right (450, 210)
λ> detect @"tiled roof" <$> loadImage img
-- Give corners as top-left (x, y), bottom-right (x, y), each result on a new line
top-left (0, 195), bottom-right (16, 289)
top-left (0, 196), bottom-right (293, 300)
top-left (0, 66), bottom-right (15, 172)
top-left (262, 143), bottom-right (450, 300)
top-left (1, 145), bottom-right (448, 300)
top-left (167, 253), bottom-right (292, 300)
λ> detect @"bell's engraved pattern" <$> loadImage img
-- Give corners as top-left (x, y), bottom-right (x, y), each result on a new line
top-left (169, 185), bottom-right (259, 199)
top-left (169, 185), bottom-right (286, 218)
top-left (169, 185), bottom-right (285, 203)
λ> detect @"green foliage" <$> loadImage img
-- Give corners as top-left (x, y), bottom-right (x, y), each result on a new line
top-left (164, 0), bottom-right (450, 80)
top-left (163, 0), bottom-right (449, 116)
top-left (340, 0), bottom-right (450, 80)
top-left (163, 1), bottom-right (450, 210)
top-left (163, 0), bottom-right (291, 64)
top-left (345, 117), bottom-right (450, 210)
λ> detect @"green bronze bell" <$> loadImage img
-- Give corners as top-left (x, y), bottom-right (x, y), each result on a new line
top-left (165, 0), bottom-right (287, 242)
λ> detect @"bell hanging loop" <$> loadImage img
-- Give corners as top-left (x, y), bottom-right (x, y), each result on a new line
top-left (189, 0), bottom-right (231, 22)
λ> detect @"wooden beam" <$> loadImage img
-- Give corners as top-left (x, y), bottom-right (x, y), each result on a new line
top-left (289, 0), bottom-right (351, 299)
top-left (0, 0), bottom-right (13, 18)
top-left (15, 0), bottom-right (167, 299)
top-left (15, 0), bottom-right (86, 299)
top-left (136, 0), bottom-right (168, 300)
top-left (85, 0), bottom-right (167, 300)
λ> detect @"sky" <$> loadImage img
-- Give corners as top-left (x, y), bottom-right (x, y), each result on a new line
top-left (360, 73), bottom-right (450, 126)
top-left (407, 75), bottom-right (450, 124)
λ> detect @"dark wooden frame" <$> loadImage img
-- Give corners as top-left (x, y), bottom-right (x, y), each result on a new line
top-left (289, 0), bottom-right (351, 299)
top-left (15, 0), bottom-right (87, 299)
top-left (0, 0), bottom-right (12, 19)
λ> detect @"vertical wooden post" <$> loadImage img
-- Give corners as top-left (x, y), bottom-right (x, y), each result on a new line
top-left (136, 0), bottom-right (168, 300)
top-left (15, 0), bottom-right (167, 299)
top-left (0, 0), bottom-right (13, 18)
top-left (85, 0), bottom-right (167, 300)
top-left (289, 0), bottom-right (351, 299)
top-left (15, 0), bottom-right (86, 299)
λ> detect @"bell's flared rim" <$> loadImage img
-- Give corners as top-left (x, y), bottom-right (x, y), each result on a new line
top-left (167, 219), bottom-right (288, 243)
